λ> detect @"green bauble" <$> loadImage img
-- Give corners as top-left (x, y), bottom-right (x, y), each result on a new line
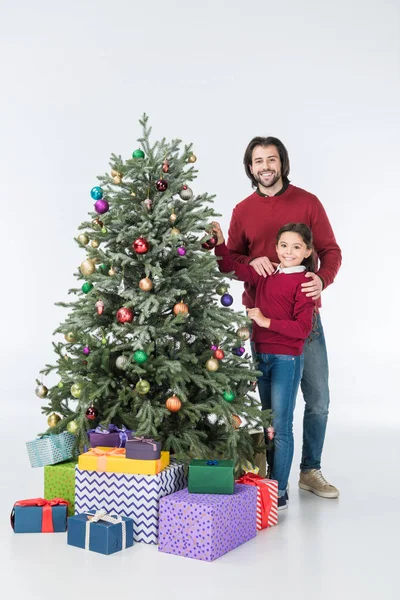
top-left (223, 390), bottom-right (235, 403)
top-left (81, 282), bottom-right (94, 294)
top-left (66, 420), bottom-right (79, 434)
top-left (101, 227), bottom-right (107, 234)
top-left (133, 350), bottom-right (148, 364)
top-left (101, 337), bottom-right (107, 345)
top-left (216, 283), bottom-right (229, 295)
top-left (132, 149), bottom-right (145, 159)
top-left (135, 379), bottom-right (151, 394)
top-left (70, 382), bottom-right (83, 398)
top-left (57, 381), bottom-right (64, 388)
top-left (64, 331), bottom-right (76, 343)
top-left (99, 263), bottom-right (109, 273)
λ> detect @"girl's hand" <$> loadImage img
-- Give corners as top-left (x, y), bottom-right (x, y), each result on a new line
top-left (247, 307), bottom-right (271, 329)
top-left (211, 221), bottom-right (225, 245)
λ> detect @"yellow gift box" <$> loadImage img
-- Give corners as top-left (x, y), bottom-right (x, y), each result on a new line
top-left (78, 447), bottom-right (170, 475)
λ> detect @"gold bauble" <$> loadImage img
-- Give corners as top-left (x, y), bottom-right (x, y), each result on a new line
top-left (170, 213), bottom-right (177, 223)
top-left (64, 331), bottom-right (76, 343)
top-left (47, 413), bottom-right (61, 428)
top-left (35, 384), bottom-right (48, 398)
top-left (139, 277), bottom-right (153, 292)
top-left (91, 239), bottom-right (100, 249)
top-left (170, 227), bottom-right (180, 235)
top-left (111, 168), bottom-right (119, 177)
top-left (66, 420), bottom-right (79, 434)
top-left (92, 218), bottom-right (103, 230)
top-left (108, 267), bottom-right (116, 276)
top-left (206, 358), bottom-right (219, 372)
top-left (173, 301), bottom-right (189, 316)
top-left (237, 326), bottom-right (251, 341)
top-left (188, 154), bottom-right (197, 163)
top-left (77, 234), bottom-right (89, 245)
top-left (113, 175), bottom-right (122, 184)
top-left (130, 191), bottom-right (136, 197)
top-left (80, 259), bottom-right (96, 276)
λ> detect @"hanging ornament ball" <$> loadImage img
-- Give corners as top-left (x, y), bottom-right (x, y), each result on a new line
top-left (162, 159), bottom-right (170, 173)
top-left (216, 283), bottom-right (229, 295)
top-left (139, 277), bottom-right (153, 292)
top-left (111, 168), bottom-right (119, 177)
top-left (116, 307), bottom-right (134, 324)
top-left (101, 337), bottom-right (107, 345)
top-left (85, 406), bottom-right (98, 421)
top-left (179, 185), bottom-right (193, 201)
top-left (188, 154), bottom-right (197, 163)
top-left (213, 349), bottom-right (225, 360)
top-left (92, 218), bottom-right (103, 230)
top-left (237, 326), bottom-right (251, 341)
top-left (35, 384), bottom-right (48, 398)
top-left (91, 239), bottom-right (100, 249)
top-left (210, 344), bottom-right (218, 351)
top-left (108, 267), bottom-right (116, 276)
top-left (267, 426), bottom-right (275, 440)
top-left (57, 381), bottom-right (64, 389)
top-left (99, 263), bottom-right (109, 274)
top-left (94, 199), bottom-right (109, 214)
top-left (47, 413), bottom-right (61, 428)
top-left (66, 420), bottom-right (79, 434)
top-left (132, 149), bottom-right (145, 159)
top-left (81, 282), bottom-right (93, 294)
top-left (166, 394), bottom-right (182, 413)
top-left (170, 212), bottom-right (177, 223)
top-left (113, 175), bottom-right (122, 184)
top-left (133, 237), bottom-right (150, 254)
top-left (83, 346), bottom-right (90, 356)
top-left (135, 379), bottom-right (151, 395)
top-left (80, 259), bottom-right (96, 276)
top-left (77, 233), bottom-right (89, 245)
top-left (95, 299), bottom-right (105, 315)
top-left (101, 227), bottom-right (107, 234)
top-left (206, 358), bottom-right (219, 372)
top-left (70, 383), bottom-right (83, 398)
top-left (232, 414), bottom-right (242, 429)
top-left (177, 246), bottom-right (186, 256)
top-left (173, 301), bottom-right (189, 316)
top-left (155, 178), bottom-right (168, 192)
top-left (220, 293), bottom-right (234, 307)
top-left (116, 355), bottom-right (130, 370)
top-left (233, 346), bottom-right (246, 357)
top-left (223, 390), bottom-right (235, 403)
top-left (170, 227), bottom-right (180, 236)
top-left (90, 186), bottom-right (103, 200)
top-left (144, 198), bottom-right (153, 211)
top-left (202, 234), bottom-right (218, 250)
top-left (133, 350), bottom-right (148, 364)
top-left (64, 331), bottom-right (76, 343)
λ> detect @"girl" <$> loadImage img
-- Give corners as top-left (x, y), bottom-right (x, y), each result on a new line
top-left (212, 221), bottom-right (316, 510)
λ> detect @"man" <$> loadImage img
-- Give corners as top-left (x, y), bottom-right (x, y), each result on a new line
top-left (227, 136), bottom-right (342, 499)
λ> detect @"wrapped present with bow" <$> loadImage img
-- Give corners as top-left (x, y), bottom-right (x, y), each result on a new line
top-left (78, 446), bottom-right (170, 475)
top-left (87, 424), bottom-right (133, 449)
top-left (44, 459), bottom-right (77, 516)
top-left (11, 497), bottom-right (69, 533)
top-left (26, 432), bottom-right (77, 468)
top-left (67, 509), bottom-right (134, 555)
top-left (236, 473), bottom-right (278, 530)
top-left (188, 459), bottom-right (234, 494)
top-left (125, 436), bottom-right (161, 460)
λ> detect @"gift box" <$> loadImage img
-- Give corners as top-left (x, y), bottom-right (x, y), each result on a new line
top-left (78, 447), bottom-right (169, 475)
top-left (26, 432), bottom-right (77, 468)
top-left (188, 459), bottom-right (234, 494)
top-left (44, 460), bottom-right (77, 516)
top-left (87, 424), bottom-right (133, 448)
top-left (125, 436), bottom-right (161, 460)
top-left (158, 483), bottom-right (257, 561)
top-left (75, 461), bottom-right (186, 544)
top-left (236, 473), bottom-right (278, 530)
top-left (11, 498), bottom-right (69, 533)
top-left (67, 509), bottom-right (133, 555)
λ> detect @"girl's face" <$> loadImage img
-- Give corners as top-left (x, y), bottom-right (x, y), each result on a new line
top-left (276, 231), bottom-right (312, 268)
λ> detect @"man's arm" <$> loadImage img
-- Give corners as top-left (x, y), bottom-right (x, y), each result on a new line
top-left (310, 197), bottom-right (342, 289)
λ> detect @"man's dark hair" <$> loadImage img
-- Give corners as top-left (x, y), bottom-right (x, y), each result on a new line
top-left (243, 136), bottom-right (290, 188)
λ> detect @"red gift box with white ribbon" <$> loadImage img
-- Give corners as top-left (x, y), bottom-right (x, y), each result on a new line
top-left (236, 473), bottom-right (278, 530)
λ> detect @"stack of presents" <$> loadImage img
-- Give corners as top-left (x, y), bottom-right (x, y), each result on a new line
top-left (12, 426), bottom-right (278, 560)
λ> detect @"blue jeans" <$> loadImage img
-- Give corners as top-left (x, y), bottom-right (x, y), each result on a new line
top-left (256, 353), bottom-right (304, 497)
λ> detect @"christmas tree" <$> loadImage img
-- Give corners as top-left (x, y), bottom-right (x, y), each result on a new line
top-left (35, 115), bottom-right (270, 467)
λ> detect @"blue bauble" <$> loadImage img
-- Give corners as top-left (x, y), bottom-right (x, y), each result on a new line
top-left (220, 293), bottom-right (233, 307)
top-left (233, 346), bottom-right (245, 357)
top-left (90, 186), bottom-right (103, 200)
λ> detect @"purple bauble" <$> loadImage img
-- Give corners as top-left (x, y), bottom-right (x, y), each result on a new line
top-left (177, 246), bottom-right (187, 256)
top-left (220, 293), bottom-right (233, 307)
top-left (233, 346), bottom-right (245, 356)
top-left (210, 344), bottom-right (218, 351)
top-left (83, 346), bottom-right (91, 356)
top-left (94, 199), bottom-right (109, 214)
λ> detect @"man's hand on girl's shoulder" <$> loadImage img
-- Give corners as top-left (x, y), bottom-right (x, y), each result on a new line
top-left (301, 272), bottom-right (323, 300)
top-left (249, 256), bottom-right (277, 277)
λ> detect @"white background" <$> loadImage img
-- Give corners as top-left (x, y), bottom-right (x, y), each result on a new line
top-left (0, 2), bottom-right (399, 596)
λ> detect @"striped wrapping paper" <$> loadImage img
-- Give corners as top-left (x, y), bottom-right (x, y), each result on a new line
top-left (236, 473), bottom-right (278, 531)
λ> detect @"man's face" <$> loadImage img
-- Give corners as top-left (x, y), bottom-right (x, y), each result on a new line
top-left (250, 145), bottom-right (282, 191)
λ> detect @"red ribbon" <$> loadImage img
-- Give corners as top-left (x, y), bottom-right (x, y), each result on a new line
top-left (236, 473), bottom-right (272, 530)
top-left (13, 498), bottom-right (69, 532)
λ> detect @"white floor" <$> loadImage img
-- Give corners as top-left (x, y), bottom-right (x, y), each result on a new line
top-left (2, 421), bottom-right (399, 600)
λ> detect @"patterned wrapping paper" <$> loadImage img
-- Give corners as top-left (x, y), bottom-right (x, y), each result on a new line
top-left (26, 432), bottom-right (77, 468)
top-left (44, 460), bottom-right (77, 516)
top-left (78, 447), bottom-right (170, 475)
top-left (75, 461), bottom-right (186, 544)
top-left (158, 483), bottom-right (258, 561)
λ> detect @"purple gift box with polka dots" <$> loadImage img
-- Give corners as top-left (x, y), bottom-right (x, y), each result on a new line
top-left (158, 483), bottom-right (257, 561)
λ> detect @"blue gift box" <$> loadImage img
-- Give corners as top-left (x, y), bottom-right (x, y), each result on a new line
top-left (67, 510), bottom-right (134, 555)
top-left (26, 432), bottom-right (77, 468)
top-left (11, 503), bottom-right (68, 533)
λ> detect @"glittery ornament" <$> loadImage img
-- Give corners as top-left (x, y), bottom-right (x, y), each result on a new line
top-left (179, 185), bottom-right (193, 201)
top-left (233, 346), bottom-right (245, 356)
top-left (202, 234), bottom-right (218, 250)
top-left (132, 149), bottom-right (145, 159)
top-left (155, 178), bottom-right (168, 192)
top-left (35, 384), bottom-right (48, 398)
top-left (220, 293), bottom-right (234, 307)
top-left (90, 186), bottom-right (103, 200)
top-left (70, 383), bottom-right (83, 398)
top-left (166, 394), bottom-right (182, 412)
top-left (177, 246), bottom-right (186, 256)
top-left (81, 282), bottom-right (93, 294)
top-left (64, 332), bottom-right (76, 343)
top-left (94, 199), bottom-right (109, 214)
top-left (47, 413), bottom-right (61, 427)
top-left (83, 346), bottom-right (90, 356)
top-left (173, 301), bottom-right (189, 316)
top-left (206, 358), bottom-right (219, 372)
top-left (80, 259), bottom-right (95, 276)
top-left (135, 379), bottom-right (151, 394)
top-left (95, 300), bottom-right (104, 315)
top-left (66, 420), bottom-right (79, 434)
top-left (213, 348), bottom-right (225, 360)
top-left (139, 277), bottom-right (153, 291)
top-left (116, 307), bottom-right (134, 324)
top-left (223, 390), bottom-right (235, 402)
top-left (133, 237), bottom-right (150, 254)
top-left (77, 234), bottom-right (89, 245)
top-left (216, 283), bottom-right (229, 295)
top-left (133, 350), bottom-right (148, 364)
top-left (267, 426), bottom-right (275, 440)
top-left (85, 406), bottom-right (98, 420)
top-left (237, 327), bottom-right (251, 341)
top-left (116, 355), bottom-right (130, 370)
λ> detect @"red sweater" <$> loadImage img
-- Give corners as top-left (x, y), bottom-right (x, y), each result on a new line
top-left (227, 185), bottom-right (342, 308)
top-left (215, 243), bottom-right (315, 356)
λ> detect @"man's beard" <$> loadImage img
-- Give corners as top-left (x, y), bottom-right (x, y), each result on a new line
top-left (255, 170), bottom-right (281, 188)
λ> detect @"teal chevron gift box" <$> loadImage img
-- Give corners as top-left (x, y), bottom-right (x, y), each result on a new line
top-left (26, 432), bottom-right (77, 468)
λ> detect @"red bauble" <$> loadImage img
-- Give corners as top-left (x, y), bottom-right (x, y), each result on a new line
top-left (155, 178), bottom-right (168, 192)
top-left (85, 406), bottom-right (98, 420)
top-left (267, 426), bottom-right (275, 440)
top-left (202, 234), bottom-right (218, 250)
top-left (133, 237), bottom-right (150, 254)
top-left (213, 349), bottom-right (225, 360)
top-left (116, 307), bottom-right (134, 323)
